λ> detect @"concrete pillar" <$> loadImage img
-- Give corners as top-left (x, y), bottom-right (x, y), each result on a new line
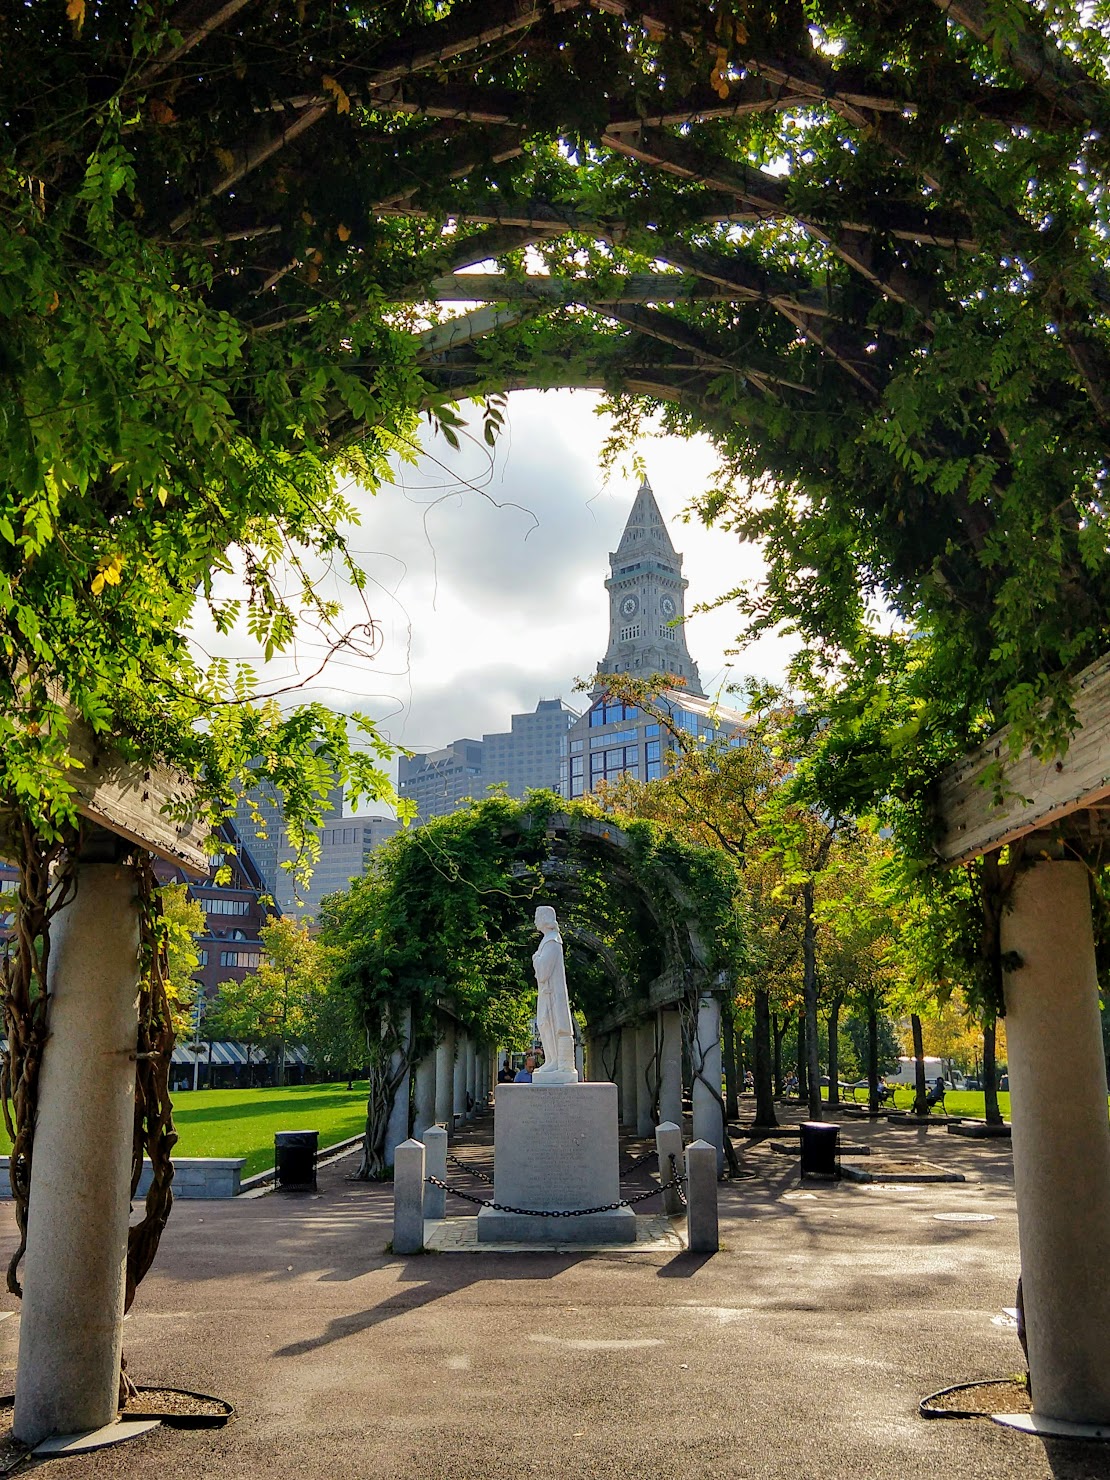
top-left (1001, 860), bottom-right (1110, 1424)
top-left (392, 1139), bottom-right (425, 1255)
top-left (619, 1026), bottom-right (638, 1130)
top-left (452, 1034), bottom-right (467, 1128)
top-left (465, 1038), bottom-right (477, 1121)
top-left (413, 1048), bottom-right (437, 1141)
top-left (692, 994), bottom-right (724, 1172)
top-left (635, 1018), bottom-right (656, 1136)
top-left (434, 1021), bottom-right (455, 1130)
top-left (655, 1121), bottom-right (685, 1217)
top-left (14, 858), bottom-right (140, 1445)
top-left (686, 1139), bottom-right (719, 1254)
top-left (384, 1003), bottom-right (412, 1166)
top-left (422, 1125), bottom-right (447, 1219)
top-left (658, 1008), bottom-right (683, 1129)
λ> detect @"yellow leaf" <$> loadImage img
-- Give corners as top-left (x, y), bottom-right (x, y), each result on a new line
top-left (46, 290), bottom-right (59, 314)
top-left (149, 98), bottom-right (176, 125)
top-left (301, 210), bottom-right (314, 226)
top-left (66, 0), bottom-right (85, 32)
top-left (337, 223), bottom-right (351, 242)
top-left (156, 487), bottom-right (168, 506)
top-left (90, 572), bottom-right (105, 596)
top-left (214, 147), bottom-right (235, 173)
top-left (322, 74), bottom-right (350, 115)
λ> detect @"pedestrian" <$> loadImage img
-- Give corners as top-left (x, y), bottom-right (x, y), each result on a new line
top-left (514, 1053), bottom-right (537, 1083)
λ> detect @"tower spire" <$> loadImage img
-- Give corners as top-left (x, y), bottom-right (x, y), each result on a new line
top-left (597, 478), bottom-right (703, 696)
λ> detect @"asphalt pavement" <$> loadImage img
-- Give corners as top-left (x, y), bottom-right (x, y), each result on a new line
top-left (1, 1101), bottom-right (1108, 1479)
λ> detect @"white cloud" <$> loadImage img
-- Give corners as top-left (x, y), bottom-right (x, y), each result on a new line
top-left (189, 389), bottom-right (796, 806)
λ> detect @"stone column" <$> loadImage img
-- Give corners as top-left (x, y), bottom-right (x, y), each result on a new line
top-left (658, 1008), bottom-right (683, 1129)
top-left (619, 1026), bottom-right (638, 1130)
top-left (14, 855), bottom-right (141, 1445)
top-left (465, 1039), bottom-right (477, 1121)
top-left (635, 1018), bottom-right (656, 1137)
top-left (655, 1121), bottom-right (685, 1217)
top-left (453, 1034), bottom-right (467, 1129)
top-left (434, 1021), bottom-right (455, 1132)
top-left (383, 1003), bottom-right (412, 1166)
top-left (692, 995), bottom-right (724, 1172)
top-left (422, 1126), bottom-right (447, 1219)
top-left (413, 1047), bottom-right (437, 1141)
top-left (1001, 860), bottom-right (1110, 1425)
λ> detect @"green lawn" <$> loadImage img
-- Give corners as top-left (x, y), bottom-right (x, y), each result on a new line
top-left (0, 1083), bottom-right (370, 1179)
top-left (823, 1086), bottom-right (1014, 1118)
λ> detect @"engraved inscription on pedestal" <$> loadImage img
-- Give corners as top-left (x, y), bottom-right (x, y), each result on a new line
top-left (477, 1081), bottom-right (636, 1243)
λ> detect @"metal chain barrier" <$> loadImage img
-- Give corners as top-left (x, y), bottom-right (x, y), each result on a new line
top-left (424, 1172), bottom-right (687, 1218)
top-left (620, 1147), bottom-right (658, 1175)
top-left (668, 1153), bottom-right (688, 1208)
top-left (446, 1152), bottom-right (494, 1186)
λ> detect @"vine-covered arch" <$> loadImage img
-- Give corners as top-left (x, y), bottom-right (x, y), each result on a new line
top-left (319, 792), bottom-right (745, 1169)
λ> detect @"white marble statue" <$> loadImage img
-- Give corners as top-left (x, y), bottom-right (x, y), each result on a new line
top-left (531, 905), bottom-right (579, 1084)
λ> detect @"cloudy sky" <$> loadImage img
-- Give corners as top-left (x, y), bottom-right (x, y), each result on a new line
top-left (197, 390), bottom-right (797, 810)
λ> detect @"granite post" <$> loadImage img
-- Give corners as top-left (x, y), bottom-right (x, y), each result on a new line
top-left (1001, 860), bottom-right (1110, 1425)
top-left (392, 1139), bottom-right (425, 1255)
top-left (692, 994), bottom-right (724, 1172)
top-left (383, 1002), bottom-right (412, 1166)
top-left (655, 1120), bottom-right (685, 1217)
top-left (686, 1139), bottom-right (719, 1253)
top-left (413, 1047), bottom-right (437, 1141)
top-left (422, 1125), bottom-right (447, 1219)
top-left (619, 1025), bottom-right (638, 1130)
top-left (658, 1008), bottom-right (683, 1129)
top-left (14, 854), bottom-right (140, 1445)
top-left (635, 1017), bottom-right (656, 1136)
top-left (434, 1021), bottom-right (455, 1135)
top-left (465, 1038), bottom-right (477, 1120)
top-left (452, 1034), bottom-right (467, 1129)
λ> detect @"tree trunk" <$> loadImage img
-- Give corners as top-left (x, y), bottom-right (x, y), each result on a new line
top-left (911, 1012), bottom-right (928, 1115)
top-left (826, 996), bottom-right (842, 1107)
top-left (867, 1004), bottom-right (879, 1115)
top-left (753, 989), bottom-right (778, 1129)
top-left (722, 1000), bottom-right (739, 1120)
top-left (772, 1011), bottom-right (787, 1099)
top-left (736, 1028), bottom-right (746, 1092)
top-left (803, 877), bottom-right (822, 1120)
top-left (983, 1017), bottom-right (1002, 1125)
top-left (796, 1011), bottom-right (808, 1100)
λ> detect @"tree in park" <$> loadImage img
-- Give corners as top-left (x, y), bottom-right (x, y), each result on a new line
top-left (207, 918), bottom-right (321, 1086)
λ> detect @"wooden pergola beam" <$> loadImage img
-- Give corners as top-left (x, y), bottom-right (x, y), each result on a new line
top-left (931, 653), bottom-right (1110, 864)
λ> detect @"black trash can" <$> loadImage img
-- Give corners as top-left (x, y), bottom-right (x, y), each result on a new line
top-left (799, 1121), bottom-right (839, 1178)
top-left (274, 1129), bottom-right (319, 1190)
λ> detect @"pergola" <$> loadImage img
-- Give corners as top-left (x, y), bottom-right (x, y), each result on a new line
top-left (6, 0), bottom-right (1110, 1445)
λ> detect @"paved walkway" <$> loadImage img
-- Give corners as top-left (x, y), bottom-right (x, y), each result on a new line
top-left (0, 1102), bottom-right (1107, 1479)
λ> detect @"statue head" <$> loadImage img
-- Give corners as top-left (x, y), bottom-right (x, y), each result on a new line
top-left (534, 905), bottom-right (558, 933)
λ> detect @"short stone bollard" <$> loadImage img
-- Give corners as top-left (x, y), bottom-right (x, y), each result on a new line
top-left (392, 1138), bottom-right (426, 1255)
top-left (655, 1120), bottom-right (685, 1217)
top-left (685, 1138), bottom-right (719, 1254)
top-left (422, 1125), bottom-right (447, 1219)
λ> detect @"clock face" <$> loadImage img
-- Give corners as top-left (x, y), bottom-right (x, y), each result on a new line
top-left (660, 595), bottom-right (677, 618)
top-left (620, 595), bottom-right (638, 617)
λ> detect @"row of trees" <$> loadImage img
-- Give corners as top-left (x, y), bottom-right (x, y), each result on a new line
top-left (590, 674), bottom-right (1009, 1128)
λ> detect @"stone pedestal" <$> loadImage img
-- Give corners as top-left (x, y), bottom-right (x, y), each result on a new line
top-left (477, 1082), bottom-right (636, 1244)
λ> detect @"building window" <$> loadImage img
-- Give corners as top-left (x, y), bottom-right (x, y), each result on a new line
top-left (589, 699), bottom-right (639, 727)
top-left (646, 739), bottom-right (662, 781)
top-left (218, 950), bottom-right (260, 969)
top-left (619, 624), bottom-right (640, 641)
top-left (197, 949), bottom-right (209, 966)
top-left (589, 746), bottom-right (639, 787)
top-left (204, 897), bottom-right (250, 916)
top-left (659, 625), bottom-right (676, 641)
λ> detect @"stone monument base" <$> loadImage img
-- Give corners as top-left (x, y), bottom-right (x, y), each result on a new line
top-left (478, 1081), bottom-right (634, 1245)
top-left (477, 1206), bottom-right (636, 1243)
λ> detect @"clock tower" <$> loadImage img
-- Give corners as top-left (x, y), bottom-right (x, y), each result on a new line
top-left (597, 478), bottom-right (704, 696)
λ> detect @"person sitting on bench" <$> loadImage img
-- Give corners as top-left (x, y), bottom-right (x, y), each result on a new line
top-left (924, 1076), bottom-right (946, 1111)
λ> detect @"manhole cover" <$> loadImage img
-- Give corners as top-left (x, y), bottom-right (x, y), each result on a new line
top-left (934, 1212), bottom-right (996, 1223)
